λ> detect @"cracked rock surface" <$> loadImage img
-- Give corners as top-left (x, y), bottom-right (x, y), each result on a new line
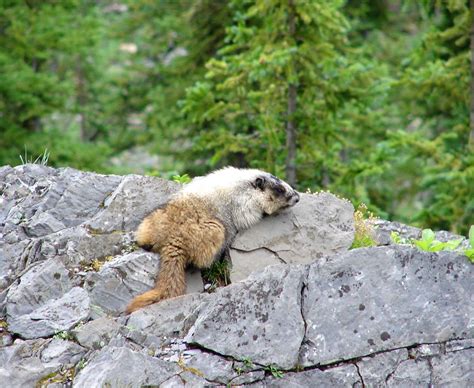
top-left (1, 164), bottom-right (473, 387)
top-left (230, 192), bottom-right (355, 282)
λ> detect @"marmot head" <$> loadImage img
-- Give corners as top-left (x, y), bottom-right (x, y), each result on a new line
top-left (250, 173), bottom-right (300, 216)
top-left (181, 166), bottom-right (300, 231)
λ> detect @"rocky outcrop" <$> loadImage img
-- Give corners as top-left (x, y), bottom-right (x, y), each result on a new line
top-left (0, 164), bottom-right (472, 387)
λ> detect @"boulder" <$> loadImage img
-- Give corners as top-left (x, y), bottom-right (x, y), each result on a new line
top-left (73, 346), bottom-right (179, 387)
top-left (230, 192), bottom-right (354, 282)
top-left (300, 246), bottom-right (473, 366)
top-left (1, 165), bottom-right (472, 387)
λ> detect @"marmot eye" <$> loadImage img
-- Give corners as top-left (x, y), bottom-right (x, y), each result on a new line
top-left (275, 186), bottom-right (285, 195)
top-left (254, 177), bottom-right (265, 190)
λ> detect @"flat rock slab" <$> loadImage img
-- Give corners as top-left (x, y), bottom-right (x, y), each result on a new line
top-left (8, 287), bottom-right (90, 339)
top-left (73, 346), bottom-right (180, 387)
top-left (85, 251), bottom-right (160, 317)
top-left (186, 264), bottom-right (306, 370)
top-left (0, 338), bottom-right (86, 388)
top-left (264, 364), bottom-right (360, 387)
top-left (126, 293), bottom-right (209, 343)
top-left (230, 192), bottom-right (354, 282)
top-left (300, 246), bottom-right (474, 366)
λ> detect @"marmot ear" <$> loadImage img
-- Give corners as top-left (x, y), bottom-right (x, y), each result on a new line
top-left (253, 176), bottom-right (266, 190)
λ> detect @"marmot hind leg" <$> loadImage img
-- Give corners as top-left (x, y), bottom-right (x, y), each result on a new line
top-left (125, 245), bottom-right (187, 313)
top-left (125, 219), bottom-right (226, 314)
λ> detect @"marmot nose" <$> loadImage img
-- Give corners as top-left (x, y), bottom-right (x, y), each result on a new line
top-left (290, 191), bottom-right (300, 203)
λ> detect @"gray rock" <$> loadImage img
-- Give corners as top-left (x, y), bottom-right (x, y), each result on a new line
top-left (374, 219), bottom-right (468, 248)
top-left (357, 348), bottom-right (409, 386)
top-left (431, 347), bottom-right (474, 386)
top-left (72, 317), bottom-right (122, 349)
top-left (264, 364), bottom-right (360, 387)
top-left (230, 370), bottom-right (266, 385)
top-left (40, 338), bottom-right (86, 367)
top-left (160, 375), bottom-right (185, 388)
top-left (126, 293), bottom-right (209, 345)
top-left (85, 251), bottom-right (160, 317)
top-left (0, 339), bottom-right (54, 388)
top-left (374, 219), bottom-right (424, 246)
top-left (186, 265), bottom-right (306, 370)
top-left (8, 287), bottom-right (90, 339)
top-left (300, 246), bottom-right (474, 366)
top-left (184, 349), bottom-right (236, 383)
top-left (386, 358), bottom-right (431, 387)
top-left (6, 258), bottom-right (72, 317)
top-left (230, 192), bottom-right (354, 282)
top-left (86, 174), bottom-right (179, 233)
top-left (0, 338), bottom-right (84, 388)
top-left (179, 371), bottom-right (217, 387)
top-left (73, 346), bottom-right (180, 387)
top-left (446, 338), bottom-right (474, 352)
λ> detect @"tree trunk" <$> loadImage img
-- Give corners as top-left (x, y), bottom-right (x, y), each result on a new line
top-left (285, 0), bottom-right (297, 186)
top-left (470, 0), bottom-right (474, 148)
top-left (76, 61), bottom-right (89, 141)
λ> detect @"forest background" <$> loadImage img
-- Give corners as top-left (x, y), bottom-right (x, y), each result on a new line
top-left (0, 0), bottom-right (472, 234)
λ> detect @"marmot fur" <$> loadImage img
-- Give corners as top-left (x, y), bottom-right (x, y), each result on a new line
top-left (125, 167), bottom-right (300, 313)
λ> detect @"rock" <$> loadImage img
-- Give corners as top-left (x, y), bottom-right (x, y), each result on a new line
top-left (1, 164), bottom-right (473, 386)
top-left (85, 251), bottom-right (160, 317)
top-left (431, 348), bottom-right (474, 386)
top-left (374, 219), bottom-right (468, 248)
top-left (73, 346), bottom-right (180, 387)
top-left (184, 349), bottom-right (236, 383)
top-left (0, 338), bottom-right (85, 388)
top-left (8, 287), bottom-right (90, 339)
top-left (357, 348), bottom-right (409, 386)
top-left (186, 265), bottom-right (306, 370)
top-left (6, 258), bottom-right (72, 317)
top-left (230, 192), bottom-right (354, 282)
top-left (230, 370), bottom-right (266, 385)
top-left (264, 364), bottom-right (360, 387)
top-left (385, 358), bottom-right (431, 386)
top-left (126, 293), bottom-right (209, 347)
top-left (0, 339), bottom-right (54, 388)
top-left (86, 175), bottom-right (179, 233)
top-left (300, 246), bottom-right (473, 366)
top-left (72, 317), bottom-right (122, 349)
top-left (40, 338), bottom-right (86, 367)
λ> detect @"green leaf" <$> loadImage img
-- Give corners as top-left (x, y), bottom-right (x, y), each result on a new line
top-left (443, 238), bottom-right (463, 251)
top-left (421, 229), bottom-right (435, 243)
top-left (469, 226), bottom-right (474, 248)
top-left (413, 240), bottom-right (430, 251)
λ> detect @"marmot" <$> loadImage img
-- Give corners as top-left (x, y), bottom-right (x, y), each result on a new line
top-left (125, 167), bottom-right (300, 313)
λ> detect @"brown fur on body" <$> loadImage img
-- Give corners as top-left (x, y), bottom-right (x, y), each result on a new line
top-left (125, 196), bottom-right (225, 313)
top-left (125, 167), bottom-right (300, 314)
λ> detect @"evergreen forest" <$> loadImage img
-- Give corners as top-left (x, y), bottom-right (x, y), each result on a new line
top-left (0, 0), bottom-right (473, 234)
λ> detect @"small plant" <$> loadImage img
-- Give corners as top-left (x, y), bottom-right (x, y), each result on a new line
top-left (390, 231), bottom-right (410, 245)
top-left (177, 355), bottom-right (204, 377)
top-left (265, 364), bottom-right (283, 378)
top-left (172, 173), bottom-right (191, 184)
top-left (242, 356), bottom-right (254, 370)
top-left (351, 203), bottom-right (378, 249)
top-left (19, 146), bottom-right (50, 166)
top-left (412, 229), bottom-right (462, 252)
top-left (53, 330), bottom-right (75, 341)
top-left (76, 358), bottom-right (87, 371)
top-left (464, 226), bottom-right (474, 263)
top-left (391, 226), bottom-right (474, 263)
top-left (202, 258), bottom-right (231, 290)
